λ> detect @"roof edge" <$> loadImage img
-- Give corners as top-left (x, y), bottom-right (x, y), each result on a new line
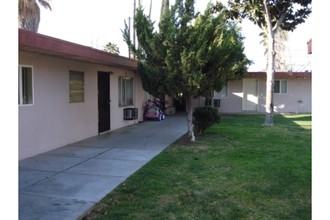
top-left (19, 29), bottom-right (137, 71)
top-left (247, 71), bottom-right (312, 78)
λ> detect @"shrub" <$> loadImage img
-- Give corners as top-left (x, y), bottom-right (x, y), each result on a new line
top-left (193, 106), bottom-right (220, 135)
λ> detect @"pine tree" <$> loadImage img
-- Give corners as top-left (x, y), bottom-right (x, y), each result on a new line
top-left (123, 1), bottom-right (250, 141)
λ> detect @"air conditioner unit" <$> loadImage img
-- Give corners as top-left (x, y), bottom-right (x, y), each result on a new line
top-left (123, 108), bottom-right (138, 120)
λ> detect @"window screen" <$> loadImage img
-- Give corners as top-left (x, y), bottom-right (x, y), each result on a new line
top-left (69, 71), bottom-right (84, 103)
top-left (118, 76), bottom-right (133, 107)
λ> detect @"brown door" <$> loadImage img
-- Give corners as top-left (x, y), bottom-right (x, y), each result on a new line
top-left (98, 72), bottom-right (110, 133)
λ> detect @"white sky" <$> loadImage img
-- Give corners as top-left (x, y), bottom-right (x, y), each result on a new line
top-left (38, 0), bottom-right (312, 71)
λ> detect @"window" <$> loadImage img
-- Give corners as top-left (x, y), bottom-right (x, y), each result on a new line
top-left (274, 80), bottom-right (287, 94)
top-left (119, 76), bottom-right (133, 107)
top-left (69, 71), bottom-right (84, 103)
top-left (19, 65), bottom-right (34, 105)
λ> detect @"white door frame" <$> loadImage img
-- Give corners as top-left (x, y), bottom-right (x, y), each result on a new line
top-left (242, 78), bottom-right (259, 111)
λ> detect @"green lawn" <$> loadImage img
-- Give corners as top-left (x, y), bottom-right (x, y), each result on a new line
top-left (84, 114), bottom-right (311, 220)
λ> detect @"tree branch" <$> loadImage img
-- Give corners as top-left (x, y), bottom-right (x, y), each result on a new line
top-left (262, 0), bottom-right (272, 33)
top-left (273, 12), bottom-right (287, 33)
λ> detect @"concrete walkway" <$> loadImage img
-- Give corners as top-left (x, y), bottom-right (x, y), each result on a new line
top-left (19, 113), bottom-right (187, 220)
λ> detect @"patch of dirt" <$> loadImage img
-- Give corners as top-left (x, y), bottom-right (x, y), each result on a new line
top-left (82, 203), bottom-right (111, 220)
top-left (172, 133), bottom-right (194, 146)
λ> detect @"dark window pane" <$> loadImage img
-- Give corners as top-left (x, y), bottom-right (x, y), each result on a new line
top-left (21, 67), bottom-right (33, 105)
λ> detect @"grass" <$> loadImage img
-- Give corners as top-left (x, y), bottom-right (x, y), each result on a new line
top-left (83, 114), bottom-right (311, 220)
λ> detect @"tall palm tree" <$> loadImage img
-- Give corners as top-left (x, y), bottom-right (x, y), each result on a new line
top-left (18, 0), bottom-right (51, 32)
top-left (160, 0), bottom-right (169, 21)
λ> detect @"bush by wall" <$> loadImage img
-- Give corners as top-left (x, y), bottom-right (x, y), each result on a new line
top-left (193, 107), bottom-right (220, 135)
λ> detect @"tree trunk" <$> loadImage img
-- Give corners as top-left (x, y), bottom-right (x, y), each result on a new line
top-left (204, 91), bottom-right (213, 107)
top-left (264, 30), bottom-right (275, 126)
top-left (186, 95), bottom-right (195, 141)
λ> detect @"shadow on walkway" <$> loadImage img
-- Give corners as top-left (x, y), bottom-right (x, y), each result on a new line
top-left (19, 113), bottom-right (187, 220)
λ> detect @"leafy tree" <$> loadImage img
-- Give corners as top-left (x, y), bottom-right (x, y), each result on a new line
top-left (103, 42), bottom-right (120, 55)
top-left (123, 0), bottom-right (250, 141)
top-left (215, 0), bottom-right (312, 125)
top-left (19, 0), bottom-right (52, 32)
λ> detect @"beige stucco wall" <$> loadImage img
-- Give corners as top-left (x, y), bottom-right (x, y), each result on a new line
top-left (256, 77), bottom-right (311, 113)
top-left (214, 80), bottom-right (244, 113)
top-left (274, 78), bottom-right (311, 113)
top-left (214, 77), bottom-right (311, 114)
top-left (19, 51), bottom-right (146, 160)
